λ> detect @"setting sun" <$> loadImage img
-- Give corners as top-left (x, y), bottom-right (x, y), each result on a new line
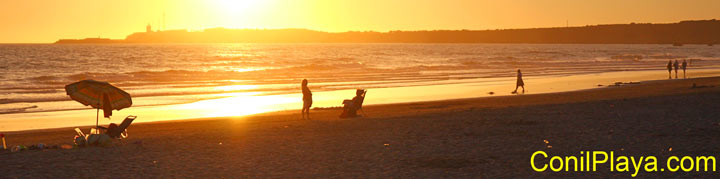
top-left (210, 0), bottom-right (272, 28)
top-left (213, 0), bottom-right (263, 12)
top-left (2, 0), bottom-right (720, 42)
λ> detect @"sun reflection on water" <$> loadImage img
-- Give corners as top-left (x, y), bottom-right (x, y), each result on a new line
top-left (215, 84), bottom-right (259, 91)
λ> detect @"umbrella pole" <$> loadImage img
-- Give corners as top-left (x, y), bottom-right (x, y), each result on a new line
top-left (96, 108), bottom-right (99, 129)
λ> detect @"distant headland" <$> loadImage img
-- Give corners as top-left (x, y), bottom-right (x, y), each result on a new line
top-left (55, 19), bottom-right (720, 44)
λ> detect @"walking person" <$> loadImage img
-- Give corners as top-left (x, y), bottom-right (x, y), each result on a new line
top-left (681, 59), bottom-right (688, 78)
top-left (673, 60), bottom-right (679, 79)
top-left (667, 60), bottom-right (673, 79)
top-left (512, 69), bottom-right (525, 94)
top-left (301, 79), bottom-right (312, 119)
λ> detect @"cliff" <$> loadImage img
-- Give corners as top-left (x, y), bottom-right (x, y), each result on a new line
top-left (56, 19), bottom-right (720, 44)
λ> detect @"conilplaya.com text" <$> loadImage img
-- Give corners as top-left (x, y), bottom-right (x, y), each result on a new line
top-left (531, 151), bottom-right (716, 177)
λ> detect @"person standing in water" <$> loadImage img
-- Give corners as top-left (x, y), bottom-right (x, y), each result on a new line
top-left (681, 59), bottom-right (688, 79)
top-left (673, 60), bottom-right (680, 79)
top-left (667, 60), bottom-right (673, 79)
top-left (512, 69), bottom-right (525, 94)
top-left (301, 79), bottom-right (312, 119)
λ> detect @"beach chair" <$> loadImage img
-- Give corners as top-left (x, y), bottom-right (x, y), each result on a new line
top-left (93, 115), bottom-right (136, 140)
top-left (356, 90), bottom-right (367, 116)
top-left (75, 128), bottom-right (86, 137)
top-left (109, 115), bottom-right (136, 139)
top-left (74, 128), bottom-right (88, 146)
top-left (341, 89), bottom-right (368, 118)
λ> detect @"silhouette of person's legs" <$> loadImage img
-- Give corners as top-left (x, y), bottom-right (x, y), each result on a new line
top-left (683, 70), bottom-right (686, 79)
top-left (303, 107), bottom-right (311, 119)
top-left (301, 104), bottom-right (310, 119)
top-left (301, 99), bottom-right (312, 119)
top-left (301, 108), bottom-right (305, 119)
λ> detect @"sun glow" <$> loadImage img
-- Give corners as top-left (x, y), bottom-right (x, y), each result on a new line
top-left (178, 92), bottom-right (298, 118)
top-left (210, 0), bottom-right (272, 28)
top-left (214, 0), bottom-right (261, 13)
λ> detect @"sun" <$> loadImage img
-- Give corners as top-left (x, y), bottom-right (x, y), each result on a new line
top-left (213, 0), bottom-right (264, 15)
top-left (209, 0), bottom-right (271, 28)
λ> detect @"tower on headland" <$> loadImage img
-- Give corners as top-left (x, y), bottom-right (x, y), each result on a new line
top-left (146, 24), bottom-right (152, 33)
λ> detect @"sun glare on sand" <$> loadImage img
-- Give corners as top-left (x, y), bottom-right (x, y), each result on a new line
top-left (179, 92), bottom-right (297, 118)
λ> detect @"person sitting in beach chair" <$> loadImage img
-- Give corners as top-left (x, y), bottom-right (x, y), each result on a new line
top-left (75, 115), bottom-right (137, 146)
top-left (340, 89), bottom-right (367, 118)
top-left (102, 115), bottom-right (137, 139)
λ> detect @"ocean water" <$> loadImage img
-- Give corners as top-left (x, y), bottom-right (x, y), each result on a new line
top-left (1, 43), bottom-right (719, 116)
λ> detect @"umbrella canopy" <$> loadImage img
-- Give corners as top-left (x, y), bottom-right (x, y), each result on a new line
top-left (65, 80), bottom-right (132, 110)
top-left (65, 80), bottom-right (132, 128)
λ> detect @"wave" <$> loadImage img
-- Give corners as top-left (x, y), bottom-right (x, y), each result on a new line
top-left (4, 44), bottom-right (720, 115)
top-left (0, 105), bottom-right (38, 114)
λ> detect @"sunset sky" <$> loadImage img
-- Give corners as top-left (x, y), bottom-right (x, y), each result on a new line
top-left (1, 0), bottom-right (719, 43)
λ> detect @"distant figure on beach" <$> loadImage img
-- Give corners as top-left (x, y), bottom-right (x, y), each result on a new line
top-left (673, 60), bottom-right (679, 79)
top-left (301, 79), bottom-right (312, 119)
top-left (667, 60), bottom-right (673, 79)
top-left (681, 59), bottom-right (688, 78)
top-left (512, 69), bottom-right (525, 94)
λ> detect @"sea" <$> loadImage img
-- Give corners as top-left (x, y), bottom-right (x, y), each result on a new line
top-left (1, 43), bottom-right (719, 130)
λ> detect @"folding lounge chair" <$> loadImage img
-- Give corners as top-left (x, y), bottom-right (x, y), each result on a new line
top-left (356, 90), bottom-right (367, 116)
top-left (91, 115), bottom-right (136, 139)
top-left (75, 128), bottom-right (86, 137)
top-left (108, 115), bottom-right (137, 139)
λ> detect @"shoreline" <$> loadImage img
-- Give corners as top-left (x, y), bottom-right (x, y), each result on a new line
top-left (2, 69), bottom-right (720, 132)
top-left (4, 75), bottom-right (719, 136)
top-left (2, 75), bottom-right (720, 177)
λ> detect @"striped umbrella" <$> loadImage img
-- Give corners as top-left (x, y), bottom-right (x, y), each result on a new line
top-left (65, 80), bottom-right (132, 128)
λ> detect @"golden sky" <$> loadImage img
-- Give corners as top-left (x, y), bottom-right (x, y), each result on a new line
top-left (1, 0), bottom-right (719, 43)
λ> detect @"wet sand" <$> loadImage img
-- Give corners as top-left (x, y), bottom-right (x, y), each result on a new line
top-left (2, 77), bottom-right (720, 177)
top-left (5, 69), bottom-right (720, 132)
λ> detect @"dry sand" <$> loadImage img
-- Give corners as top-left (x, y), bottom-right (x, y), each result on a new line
top-left (2, 77), bottom-right (720, 178)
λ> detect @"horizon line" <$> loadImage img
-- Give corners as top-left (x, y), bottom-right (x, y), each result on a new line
top-left (4, 18), bottom-right (719, 43)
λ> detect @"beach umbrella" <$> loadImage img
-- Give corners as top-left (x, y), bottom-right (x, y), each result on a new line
top-left (65, 80), bottom-right (132, 128)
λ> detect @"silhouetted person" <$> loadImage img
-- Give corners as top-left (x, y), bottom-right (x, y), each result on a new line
top-left (512, 69), bottom-right (524, 94)
top-left (667, 60), bottom-right (673, 79)
top-left (340, 89), bottom-right (366, 118)
top-left (301, 79), bottom-right (312, 119)
top-left (105, 123), bottom-right (120, 138)
top-left (681, 59), bottom-right (688, 78)
top-left (673, 60), bottom-right (679, 79)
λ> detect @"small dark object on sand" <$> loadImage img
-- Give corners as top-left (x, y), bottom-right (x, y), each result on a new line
top-left (691, 83), bottom-right (714, 89)
top-left (597, 84), bottom-right (604, 87)
top-left (611, 81), bottom-right (641, 86)
top-left (488, 92), bottom-right (494, 95)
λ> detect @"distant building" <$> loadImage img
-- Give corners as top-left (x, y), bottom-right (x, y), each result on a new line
top-left (146, 24), bottom-right (152, 33)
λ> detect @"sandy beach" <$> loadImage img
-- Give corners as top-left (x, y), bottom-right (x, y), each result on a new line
top-left (2, 76), bottom-right (720, 177)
